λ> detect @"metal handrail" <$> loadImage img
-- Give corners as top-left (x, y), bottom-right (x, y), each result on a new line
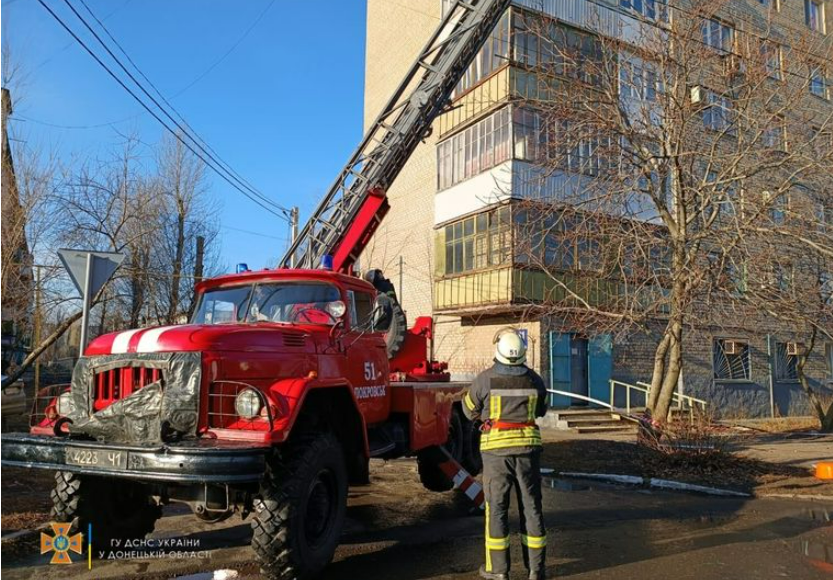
top-left (546, 389), bottom-right (641, 424)
top-left (635, 381), bottom-right (708, 414)
top-left (607, 379), bottom-right (707, 421)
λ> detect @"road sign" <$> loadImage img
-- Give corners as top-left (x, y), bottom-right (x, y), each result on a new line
top-left (57, 249), bottom-right (124, 356)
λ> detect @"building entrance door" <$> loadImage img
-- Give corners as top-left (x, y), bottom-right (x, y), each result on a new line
top-left (569, 337), bottom-right (589, 406)
top-left (549, 332), bottom-right (612, 408)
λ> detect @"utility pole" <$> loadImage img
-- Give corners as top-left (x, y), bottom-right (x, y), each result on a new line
top-left (398, 255), bottom-right (404, 309)
top-left (187, 236), bottom-right (205, 320)
top-left (194, 236), bottom-right (205, 282)
top-left (33, 266), bottom-right (42, 393)
top-left (289, 207), bottom-right (299, 267)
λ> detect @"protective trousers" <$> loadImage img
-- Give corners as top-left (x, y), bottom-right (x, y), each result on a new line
top-left (482, 451), bottom-right (546, 576)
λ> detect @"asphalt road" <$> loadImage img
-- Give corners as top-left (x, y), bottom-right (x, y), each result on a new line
top-left (2, 458), bottom-right (831, 580)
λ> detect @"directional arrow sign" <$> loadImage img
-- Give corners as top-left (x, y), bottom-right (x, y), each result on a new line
top-left (58, 249), bottom-right (125, 356)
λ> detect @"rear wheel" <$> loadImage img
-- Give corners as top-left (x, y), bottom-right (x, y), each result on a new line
top-left (50, 472), bottom-right (161, 555)
top-left (252, 432), bottom-right (347, 580)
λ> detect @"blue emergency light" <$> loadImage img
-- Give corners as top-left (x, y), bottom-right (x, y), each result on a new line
top-left (320, 255), bottom-right (334, 270)
top-left (236, 263), bottom-right (249, 273)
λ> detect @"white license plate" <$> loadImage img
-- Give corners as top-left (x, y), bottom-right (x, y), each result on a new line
top-left (65, 447), bottom-right (128, 470)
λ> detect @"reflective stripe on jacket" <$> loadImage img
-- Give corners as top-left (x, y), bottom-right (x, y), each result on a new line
top-left (462, 362), bottom-right (548, 453)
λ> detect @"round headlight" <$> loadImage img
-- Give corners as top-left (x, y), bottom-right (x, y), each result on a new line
top-left (56, 392), bottom-right (74, 416)
top-left (235, 389), bottom-right (262, 419)
top-left (326, 300), bottom-right (346, 319)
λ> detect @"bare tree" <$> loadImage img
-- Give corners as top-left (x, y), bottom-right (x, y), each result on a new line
top-left (153, 132), bottom-right (216, 324)
top-left (509, 0), bottom-right (832, 422)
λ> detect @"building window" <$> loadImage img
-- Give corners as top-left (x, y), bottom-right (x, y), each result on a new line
top-left (702, 91), bottom-right (735, 133)
top-left (806, 0), bottom-right (826, 33)
top-left (620, 0), bottom-right (669, 22)
top-left (702, 18), bottom-right (735, 53)
top-left (453, 11), bottom-right (511, 96)
top-left (760, 42), bottom-right (782, 79)
top-left (437, 107), bottom-right (511, 190)
top-left (707, 171), bottom-right (738, 219)
top-left (762, 118), bottom-right (786, 150)
top-left (514, 14), bottom-right (603, 84)
top-left (619, 56), bottom-right (661, 102)
top-left (550, 120), bottom-right (615, 176)
top-left (714, 339), bottom-right (751, 381)
top-left (810, 62), bottom-right (828, 98)
top-left (758, 0), bottom-right (780, 10)
top-left (728, 260), bottom-right (747, 295)
top-left (775, 263), bottom-right (793, 293)
top-left (775, 342), bottom-right (800, 382)
top-left (443, 206), bottom-right (511, 275)
top-left (766, 191), bottom-right (789, 224)
top-left (820, 271), bottom-right (833, 306)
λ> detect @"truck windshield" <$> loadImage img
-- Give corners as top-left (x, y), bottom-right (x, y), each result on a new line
top-left (191, 282), bottom-right (341, 325)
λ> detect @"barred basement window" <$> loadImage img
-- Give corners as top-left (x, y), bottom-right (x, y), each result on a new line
top-left (713, 339), bottom-right (751, 381)
top-left (775, 342), bottom-right (799, 382)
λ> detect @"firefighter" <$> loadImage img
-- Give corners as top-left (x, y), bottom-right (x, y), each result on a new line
top-left (463, 329), bottom-right (548, 580)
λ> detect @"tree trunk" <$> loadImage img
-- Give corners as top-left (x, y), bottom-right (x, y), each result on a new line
top-left (648, 332), bottom-right (671, 410)
top-left (1, 310), bottom-right (83, 386)
top-left (166, 209), bottom-right (185, 324)
top-left (797, 329), bottom-right (833, 432)
top-left (655, 328), bottom-right (682, 422)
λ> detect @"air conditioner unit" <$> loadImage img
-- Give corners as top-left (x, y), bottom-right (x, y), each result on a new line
top-left (690, 85), bottom-right (703, 104)
top-left (723, 340), bottom-right (745, 355)
top-left (786, 342), bottom-right (805, 356)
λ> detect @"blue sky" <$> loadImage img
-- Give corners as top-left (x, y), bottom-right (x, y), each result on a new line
top-left (2, 0), bottom-right (368, 270)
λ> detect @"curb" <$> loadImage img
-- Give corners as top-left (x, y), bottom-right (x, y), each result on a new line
top-left (1, 523), bottom-right (49, 543)
top-left (557, 471), bottom-right (751, 497)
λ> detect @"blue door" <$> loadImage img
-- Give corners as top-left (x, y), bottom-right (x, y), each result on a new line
top-left (588, 334), bottom-right (613, 404)
top-left (548, 332), bottom-right (572, 407)
top-left (549, 332), bottom-right (613, 407)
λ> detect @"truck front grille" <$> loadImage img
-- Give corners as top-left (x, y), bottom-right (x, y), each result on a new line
top-left (94, 366), bottom-right (162, 411)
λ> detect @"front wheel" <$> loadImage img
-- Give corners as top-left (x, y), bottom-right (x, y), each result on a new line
top-left (252, 432), bottom-right (347, 580)
top-left (50, 472), bottom-right (161, 555)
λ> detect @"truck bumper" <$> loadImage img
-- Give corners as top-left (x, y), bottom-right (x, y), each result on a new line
top-left (1, 433), bottom-right (269, 484)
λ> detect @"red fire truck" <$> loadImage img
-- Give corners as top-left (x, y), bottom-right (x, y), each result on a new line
top-left (1, 0), bottom-right (510, 577)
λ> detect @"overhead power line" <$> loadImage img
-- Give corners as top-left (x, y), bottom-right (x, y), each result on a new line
top-left (72, 0), bottom-right (281, 213)
top-left (36, 0), bottom-right (291, 222)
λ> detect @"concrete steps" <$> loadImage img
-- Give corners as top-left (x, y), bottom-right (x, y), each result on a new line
top-left (548, 408), bottom-right (638, 434)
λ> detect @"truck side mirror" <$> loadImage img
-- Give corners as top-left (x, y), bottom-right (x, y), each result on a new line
top-left (371, 294), bottom-right (393, 332)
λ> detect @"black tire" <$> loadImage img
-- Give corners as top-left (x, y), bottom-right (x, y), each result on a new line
top-left (51, 471), bottom-right (161, 554)
top-left (417, 411), bottom-right (463, 492)
top-left (384, 297), bottom-right (407, 359)
top-left (461, 417), bottom-right (483, 476)
top-left (252, 432), bottom-right (347, 580)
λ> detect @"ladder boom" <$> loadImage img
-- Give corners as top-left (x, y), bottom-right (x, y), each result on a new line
top-left (280, 0), bottom-right (511, 271)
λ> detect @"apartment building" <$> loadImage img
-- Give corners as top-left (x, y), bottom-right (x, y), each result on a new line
top-left (363, 0), bottom-right (833, 417)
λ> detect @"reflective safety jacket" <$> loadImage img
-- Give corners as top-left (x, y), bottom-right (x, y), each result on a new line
top-left (462, 362), bottom-right (548, 455)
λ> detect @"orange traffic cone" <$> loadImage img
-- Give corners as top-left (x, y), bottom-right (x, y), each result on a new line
top-left (815, 462), bottom-right (833, 480)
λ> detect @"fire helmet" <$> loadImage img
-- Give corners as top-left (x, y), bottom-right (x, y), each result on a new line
top-left (494, 328), bottom-right (527, 366)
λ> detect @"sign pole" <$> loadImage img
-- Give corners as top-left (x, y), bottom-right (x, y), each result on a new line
top-left (79, 253), bottom-right (94, 357)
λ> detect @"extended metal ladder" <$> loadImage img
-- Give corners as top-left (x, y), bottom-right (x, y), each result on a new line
top-left (280, 0), bottom-right (511, 271)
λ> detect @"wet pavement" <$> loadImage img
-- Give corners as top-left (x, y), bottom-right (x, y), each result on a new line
top-left (2, 458), bottom-right (831, 579)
